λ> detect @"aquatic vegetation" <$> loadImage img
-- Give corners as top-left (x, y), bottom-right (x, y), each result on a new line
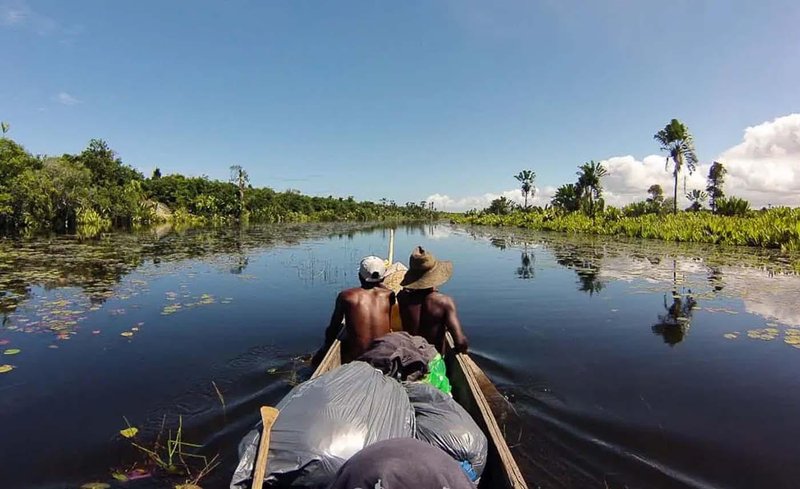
top-left (80, 483), bottom-right (110, 489)
top-left (747, 328), bottom-right (780, 340)
top-left (453, 207), bottom-right (800, 255)
top-left (0, 364), bottom-right (15, 373)
top-left (118, 415), bottom-right (220, 488)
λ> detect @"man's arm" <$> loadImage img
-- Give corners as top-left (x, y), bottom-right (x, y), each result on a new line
top-left (312, 292), bottom-right (346, 367)
top-left (442, 296), bottom-right (469, 353)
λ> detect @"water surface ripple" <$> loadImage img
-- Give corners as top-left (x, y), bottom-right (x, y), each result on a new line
top-left (1, 223), bottom-right (798, 489)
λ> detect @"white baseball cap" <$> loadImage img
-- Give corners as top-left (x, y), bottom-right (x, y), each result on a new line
top-left (359, 256), bottom-right (387, 282)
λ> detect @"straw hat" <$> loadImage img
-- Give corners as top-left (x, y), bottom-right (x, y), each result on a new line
top-left (400, 246), bottom-right (453, 289)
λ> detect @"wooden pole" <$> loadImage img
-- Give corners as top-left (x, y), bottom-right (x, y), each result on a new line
top-left (251, 406), bottom-right (280, 489)
top-left (387, 228), bottom-right (395, 265)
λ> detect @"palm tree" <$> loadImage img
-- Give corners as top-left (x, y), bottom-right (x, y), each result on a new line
top-left (229, 165), bottom-right (249, 218)
top-left (576, 161), bottom-right (607, 219)
top-left (654, 119), bottom-right (698, 214)
top-left (514, 170), bottom-right (536, 210)
top-left (706, 161), bottom-right (727, 214)
top-left (685, 189), bottom-right (708, 212)
top-left (551, 183), bottom-right (580, 212)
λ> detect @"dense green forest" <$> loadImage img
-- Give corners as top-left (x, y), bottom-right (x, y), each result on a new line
top-left (0, 134), bottom-right (436, 234)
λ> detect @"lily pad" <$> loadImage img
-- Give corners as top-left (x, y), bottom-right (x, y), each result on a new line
top-left (120, 331), bottom-right (134, 337)
top-left (119, 426), bottom-right (138, 438)
top-left (111, 472), bottom-right (128, 482)
top-left (3, 348), bottom-right (21, 355)
top-left (0, 364), bottom-right (15, 373)
top-left (81, 483), bottom-right (111, 489)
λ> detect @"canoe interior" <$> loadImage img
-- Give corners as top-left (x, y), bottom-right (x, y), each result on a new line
top-left (310, 337), bottom-right (528, 489)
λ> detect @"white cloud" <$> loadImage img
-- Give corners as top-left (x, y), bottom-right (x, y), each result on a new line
top-left (603, 114), bottom-right (800, 208)
top-left (427, 186), bottom-right (555, 212)
top-left (715, 114), bottom-right (800, 207)
top-left (602, 154), bottom-right (707, 208)
top-left (56, 92), bottom-right (80, 106)
top-left (434, 114), bottom-right (800, 211)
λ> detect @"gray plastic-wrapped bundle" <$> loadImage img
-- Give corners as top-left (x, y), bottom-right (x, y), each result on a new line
top-left (405, 381), bottom-right (488, 480)
top-left (230, 361), bottom-right (415, 489)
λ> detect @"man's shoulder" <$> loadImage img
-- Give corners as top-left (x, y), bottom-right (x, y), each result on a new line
top-left (429, 291), bottom-right (455, 307)
top-left (339, 286), bottom-right (391, 300)
top-left (338, 287), bottom-right (364, 301)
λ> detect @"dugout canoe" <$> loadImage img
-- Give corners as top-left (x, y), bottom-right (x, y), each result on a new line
top-left (309, 333), bottom-right (528, 489)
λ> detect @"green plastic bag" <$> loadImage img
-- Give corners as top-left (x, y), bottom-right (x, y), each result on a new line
top-left (422, 353), bottom-right (451, 395)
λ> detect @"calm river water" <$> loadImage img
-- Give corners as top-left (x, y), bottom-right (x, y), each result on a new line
top-left (1, 223), bottom-right (799, 489)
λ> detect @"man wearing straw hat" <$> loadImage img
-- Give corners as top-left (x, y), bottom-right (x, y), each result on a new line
top-left (311, 256), bottom-right (396, 366)
top-left (398, 246), bottom-right (469, 354)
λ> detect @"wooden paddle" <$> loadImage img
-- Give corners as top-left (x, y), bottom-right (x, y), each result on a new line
top-left (251, 406), bottom-right (280, 489)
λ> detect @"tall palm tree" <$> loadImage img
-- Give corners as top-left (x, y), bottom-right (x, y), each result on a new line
top-left (576, 161), bottom-right (607, 218)
top-left (706, 161), bottom-right (727, 214)
top-left (514, 170), bottom-right (536, 210)
top-left (654, 119), bottom-right (698, 214)
top-left (551, 183), bottom-right (580, 212)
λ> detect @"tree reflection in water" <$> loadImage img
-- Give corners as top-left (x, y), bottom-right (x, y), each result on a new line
top-left (516, 245), bottom-right (535, 280)
top-left (554, 249), bottom-right (605, 296)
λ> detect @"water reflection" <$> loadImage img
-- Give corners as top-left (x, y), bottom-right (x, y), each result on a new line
top-left (0, 223), bottom-right (387, 335)
top-left (652, 289), bottom-right (698, 346)
top-left (467, 226), bottom-right (800, 331)
top-left (552, 245), bottom-right (605, 296)
top-left (516, 248), bottom-right (535, 280)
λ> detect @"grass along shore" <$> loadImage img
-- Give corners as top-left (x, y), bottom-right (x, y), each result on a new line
top-left (451, 208), bottom-right (800, 253)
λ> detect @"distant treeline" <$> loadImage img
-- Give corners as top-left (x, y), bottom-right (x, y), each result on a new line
top-left (0, 135), bottom-right (436, 233)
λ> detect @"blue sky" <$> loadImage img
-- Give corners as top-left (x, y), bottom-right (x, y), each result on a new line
top-left (3, 1), bottom-right (799, 208)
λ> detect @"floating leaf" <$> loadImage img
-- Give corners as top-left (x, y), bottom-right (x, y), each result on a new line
top-left (127, 468), bottom-right (152, 480)
top-left (81, 483), bottom-right (110, 489)
top-left (0, 339), bottom-right (9, 345)
top-left (267, 368), bottom-right (278, 374)
top-left (111, 472), bottom-right (128, 482)
top-left (3, 348), bottom-right (21, 355)
top-left (119, 426), bottom-right (138, 438)
top-left (0, 364), bottom-right (15, 373)
top-left (723, 333), bottom-right (739, 340)
top-left (131, 327), bottom-right (139, 332)
top-left (120, 331), bottom-right (134, 337)
top-left (92, 330), bottom-right (101, 334)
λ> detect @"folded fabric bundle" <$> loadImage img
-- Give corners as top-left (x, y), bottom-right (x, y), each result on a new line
top-left (358, 331), bottom-right (437, 381)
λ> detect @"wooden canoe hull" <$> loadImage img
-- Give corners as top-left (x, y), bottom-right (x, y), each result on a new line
top-left (311, 338), bottom-right (528, 489)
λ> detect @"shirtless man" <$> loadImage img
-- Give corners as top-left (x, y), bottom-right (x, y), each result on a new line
top-left (397, 246), bottom-right (469, 353)
top-left (312, 256), bottom-right (394, 366)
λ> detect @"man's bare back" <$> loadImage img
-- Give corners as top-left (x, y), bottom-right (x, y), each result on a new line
top-left (397, 288), bottom-right (468, 354)
top-left (313, 284), bottom-right (394, 365)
